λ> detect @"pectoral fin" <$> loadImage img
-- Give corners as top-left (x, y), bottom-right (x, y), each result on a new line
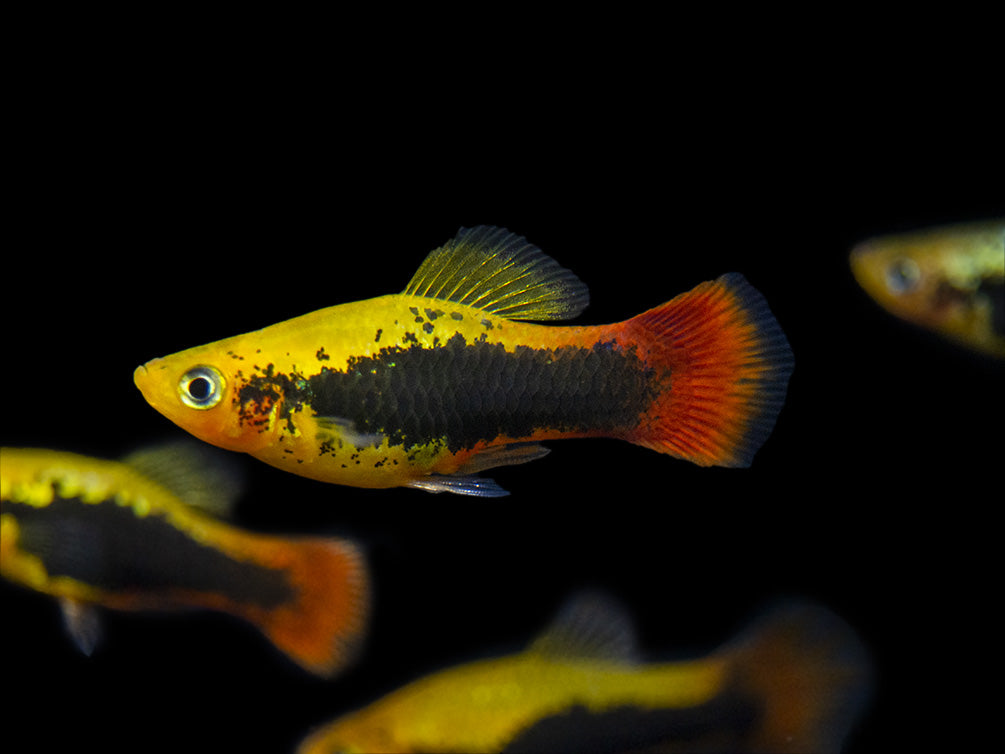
top-left (316, 417), bottom-right (387, 450)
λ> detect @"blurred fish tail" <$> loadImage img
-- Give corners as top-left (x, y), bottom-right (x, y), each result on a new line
top-left (253, 538), bottom-right (370, 677)
top-left (625, 273), bottom-right (794, 466)
top-left (724, 602), bottom-right (873, 753)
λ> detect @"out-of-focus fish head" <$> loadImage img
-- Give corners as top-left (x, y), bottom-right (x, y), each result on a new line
top-left (849, 233), bottom-right (943, 328)
top-left (134, 347), bottom-right (281, 454)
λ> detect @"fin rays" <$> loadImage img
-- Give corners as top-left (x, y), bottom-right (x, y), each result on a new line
top-left (404, 226), bottom-right (590, 321)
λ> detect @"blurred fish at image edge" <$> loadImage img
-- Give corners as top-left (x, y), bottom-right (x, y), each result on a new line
top-left (298, 592), bottom-right (872, 754)
top-left (850, 219), bottom-right (1005, 358)
top-left (0, 442), bottom-right (370, 677)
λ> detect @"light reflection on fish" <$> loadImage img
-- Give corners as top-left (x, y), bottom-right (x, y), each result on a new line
top-left (297, 592), bottom-right (872, 754)
top-left (0, 443), bottom-right (369, 676)
top-left (134, 226), bottom-right (794, 497)
top-left (850, 219), bottom-right (1005, 357)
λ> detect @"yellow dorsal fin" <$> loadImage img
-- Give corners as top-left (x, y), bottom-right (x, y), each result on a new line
top-left (403, 226), bottom-right (590, 321)
top-left (528, 591), bottom-right (639, 663)
top-left (121, 440), bottom-right (243, 517)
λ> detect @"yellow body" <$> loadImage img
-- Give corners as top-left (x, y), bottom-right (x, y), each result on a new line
top-left (136, 294), bottom-right (616, 491)
top-left (850, 219), bottom-right (1005, 357)
top-left (298, 595), bottom-right (871, 754)
top-left (304, 652), bottom-right (725, 753)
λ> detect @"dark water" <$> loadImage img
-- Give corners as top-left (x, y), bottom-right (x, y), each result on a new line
top-left (5, 68), bottom-right (1002, 752)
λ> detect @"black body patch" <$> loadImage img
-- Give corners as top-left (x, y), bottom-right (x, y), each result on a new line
top-left (501, 691), bottom-right (761, 753)
top-left (280, 333), bottom-right (657, 453)
top-left (9, 493), bottom-right (294, 608)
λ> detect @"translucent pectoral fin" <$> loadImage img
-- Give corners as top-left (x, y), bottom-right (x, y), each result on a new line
top-left (316, 417), bottom-right (387, 450)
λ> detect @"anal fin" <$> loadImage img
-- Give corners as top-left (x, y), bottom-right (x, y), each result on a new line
top-left (406, 474), bottom-right (510, 497)
top-left (60, 598), bottom-right (102, 656)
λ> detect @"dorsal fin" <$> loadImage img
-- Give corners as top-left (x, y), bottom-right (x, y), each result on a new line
top-left (403, 226), bottom-right (589, 321)
top-left (527, 591), bottom-right (639, 663)
top-left (121, 441), bottom-right (243, 517)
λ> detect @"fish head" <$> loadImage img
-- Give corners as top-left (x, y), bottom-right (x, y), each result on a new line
top-left (849, 233), bottom-right (945, 328)
top-left (134, 349), bottom-right (282, 454)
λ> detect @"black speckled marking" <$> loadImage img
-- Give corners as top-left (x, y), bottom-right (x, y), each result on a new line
top-left (238, 365), bottom-right (310, 436)
top-left (8, 492), bottom-right (294, 607)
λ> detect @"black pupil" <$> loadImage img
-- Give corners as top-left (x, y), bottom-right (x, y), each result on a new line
top-left (188, 376), bottom-right (213, 401)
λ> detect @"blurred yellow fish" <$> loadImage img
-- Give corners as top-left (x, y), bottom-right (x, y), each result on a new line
top-left (850, 219), bottom-right (1005, 357)
top-left (0, 443), bottom-right (369, 676)
top-left (134, 226), bottom-right (793, 496)
top-left (297, 593), bottom-right (872, 754)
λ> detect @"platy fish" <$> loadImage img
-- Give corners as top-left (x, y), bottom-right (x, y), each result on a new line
top-left (297, 593), bottom-right (872, 754)
top-left (850, 219), bottom-right (1005, 357)
top-left (135, 226), bottom-right (794, 496)
top-left (0, 444), bottom-right (369, 676)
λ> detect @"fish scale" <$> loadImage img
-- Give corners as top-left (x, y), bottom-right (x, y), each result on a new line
top-left (307, 334), bottom-right (653, 453)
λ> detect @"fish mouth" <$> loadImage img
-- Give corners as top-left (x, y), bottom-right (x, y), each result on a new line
top-left (133, 361), bottom-right (164, 405)
top-left (133, 364), bottom-right (151, 395)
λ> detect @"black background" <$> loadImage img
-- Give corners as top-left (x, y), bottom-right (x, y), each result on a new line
top-left (4, 21), bottom-right (1003, 754)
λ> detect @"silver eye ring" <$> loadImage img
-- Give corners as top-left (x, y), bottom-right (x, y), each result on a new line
top-left (885, 257), bottom-right (921, 294)
top-left (178, 366), bottom-right (225, 409)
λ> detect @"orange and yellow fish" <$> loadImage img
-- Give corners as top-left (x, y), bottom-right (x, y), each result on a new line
top-left (135, 226), bottom-right (794, 496)
top-left (0, 443), bottom-right (369, 676)
top-left (297, 592), bottom-right (872, 754)
top-left (850, 219), bottom-right (1005, 357)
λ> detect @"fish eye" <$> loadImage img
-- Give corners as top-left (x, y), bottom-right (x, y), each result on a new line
top-left (885, 257), bottom-right (921, 294)
top-left (178, 366), bottom-right (225, 409)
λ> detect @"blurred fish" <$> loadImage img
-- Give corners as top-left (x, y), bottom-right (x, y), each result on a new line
top-left (850, 219), bottom-right (1005, 357)
top-left (297, 592), bottom-right (872, 754)
top-left (0, 443), bottom-right (369, 676)
top-left (135, 226), bottom-right (793, 497)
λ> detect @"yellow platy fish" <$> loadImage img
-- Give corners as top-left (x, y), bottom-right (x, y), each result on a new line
top-left (850, 219), bottom-right (1005, 357)
top-left (0, 443), bottom-right (369, 676)
top-left (135, 226), bottom-right (794, 496)
top-left (297, 593), bottom-right (872, 754)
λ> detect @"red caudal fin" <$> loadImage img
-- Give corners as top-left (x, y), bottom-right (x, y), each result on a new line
top-left (624, 273), bottom-right (793, 467)
top-left (254, 537), bottom-right (370, 677)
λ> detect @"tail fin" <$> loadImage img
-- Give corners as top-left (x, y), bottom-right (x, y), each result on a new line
top-left (723, 602), bottom-right (873, 754)
top-left (253, 537), bottom-right (370, 677)
top-left (625, 273), bottom-right (793, 467)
